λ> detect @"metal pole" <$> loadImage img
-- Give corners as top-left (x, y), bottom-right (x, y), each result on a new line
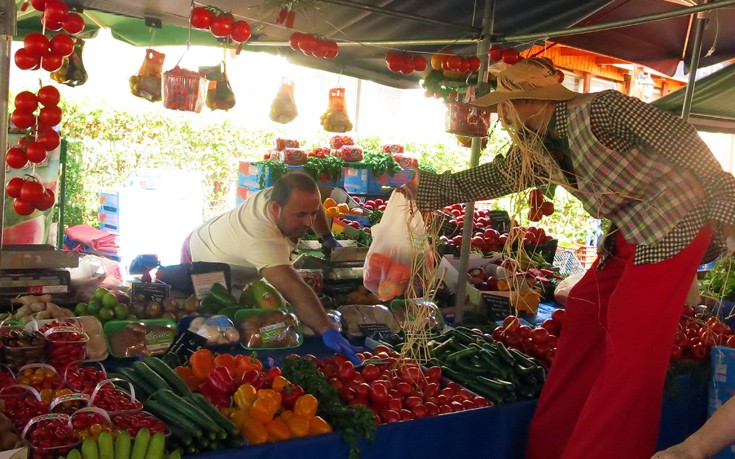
top-left (501, 0), bottom-right (735, 43)
top-left (0, 0), bottom-right (17, 259)
top-left (681, 11), bottom-right (707, 121)
top-left (454, 0), bottom-right (495, 324)
top-left (316, 0), bottom-right (481, 34)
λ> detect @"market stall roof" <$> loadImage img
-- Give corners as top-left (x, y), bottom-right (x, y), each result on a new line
top-left (16, 0), bottom-right (723, 90)
top-left (652, 63), bottom-right (735, 134)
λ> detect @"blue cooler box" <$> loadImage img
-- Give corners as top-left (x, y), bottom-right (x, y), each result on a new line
top-left (710, 346), bottom-right (735, 459)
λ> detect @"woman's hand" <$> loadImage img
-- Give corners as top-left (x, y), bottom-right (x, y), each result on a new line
top-left (397, 169), bottom-right (420, 199)
top-left (651, 442), bottom-right (705, 459)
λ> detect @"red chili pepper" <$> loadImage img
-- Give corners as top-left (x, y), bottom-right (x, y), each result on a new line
top-left (285, 10), bottom-right (296, 28)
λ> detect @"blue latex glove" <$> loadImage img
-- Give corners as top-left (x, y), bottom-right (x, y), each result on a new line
top-left (321, 234), bottom-right (342, 250)
top-left (322, 329), bottom-right (362, 365)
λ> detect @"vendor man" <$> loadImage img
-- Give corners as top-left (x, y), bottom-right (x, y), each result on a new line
top-left (181, 173), bottom-right (360, 364)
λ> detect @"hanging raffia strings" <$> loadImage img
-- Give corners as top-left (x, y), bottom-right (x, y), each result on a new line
top-left (398, 209), bottom-right (446, 365)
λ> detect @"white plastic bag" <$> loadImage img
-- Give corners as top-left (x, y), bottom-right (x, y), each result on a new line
top-left (363, 191), bottom-right (426, 301)
top-left (553, 272), bottom-right (585, 307)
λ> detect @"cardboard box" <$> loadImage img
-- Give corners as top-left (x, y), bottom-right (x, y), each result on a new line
top-left (237, 162), bottom-right (304, 190)
top-left (0, 447), bottom-right (28, 459)
top-left (235, 186), bottom-right (250, 205)
top-left (99, 191), bottom-right (119, 212)
top-left (710, 346), bottom-right (735, 459)
top-left (342, 165), bottom-right (411, 195)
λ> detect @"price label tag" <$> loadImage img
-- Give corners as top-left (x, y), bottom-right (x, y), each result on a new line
top-left (167, 330), bottom-right (208, 364)
top-left (191, 271), bottom-right (228, 299)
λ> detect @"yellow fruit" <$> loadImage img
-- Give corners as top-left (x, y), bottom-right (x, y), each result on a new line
top-left (323, 198), bottom-right (337, 208)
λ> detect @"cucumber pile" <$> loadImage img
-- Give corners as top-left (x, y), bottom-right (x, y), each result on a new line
top-left (61, 429), bottom-right (177, 459)
top-left (427, 327), bottom-right (547, 404)
top-left (114, 356), bottom-right (243, 455)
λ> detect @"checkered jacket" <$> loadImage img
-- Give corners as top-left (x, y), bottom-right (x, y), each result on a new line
top-left (417, 90), bottom-right (735, 265)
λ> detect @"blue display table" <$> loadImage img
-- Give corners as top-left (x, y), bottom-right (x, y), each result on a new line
top-left (104, 326), bottom-right (707, 458)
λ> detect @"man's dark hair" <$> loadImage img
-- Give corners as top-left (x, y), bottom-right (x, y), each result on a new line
top-left (270, 173), bottom-right (319, 206)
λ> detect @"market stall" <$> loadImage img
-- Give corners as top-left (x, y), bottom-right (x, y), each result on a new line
top-left (3, 1), bottom-right (735, 459)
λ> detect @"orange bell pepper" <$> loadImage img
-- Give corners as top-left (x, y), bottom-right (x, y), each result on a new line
top-left (241, 418), bottom-right (268, 445)
top-left (189, 349), bottom-right (215, 380)
top-left (287, 415), bottom-right (310, 438)
top-left (257, 388), bottom-right (282, 408)
top-left (271, 375), bottom-right (288, 393)
top-left (279, 409), bottom-right (294, 422)
top-left (308, 416), bottom-right (333, 436)
top-left (250, 396), bottom-right (278, 423)
top-left (214, 353), bottom-right (237, 375)
top-left (294, 394), bottom-right (318, 419)
top-left (174, 365), bottom-right (203, 391)
top-left (230, 409), bottom-right (249, 429)
top-left (266, 418), bottom-right (292, 441)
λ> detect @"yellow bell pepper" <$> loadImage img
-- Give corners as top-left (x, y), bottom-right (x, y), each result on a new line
top-left (250, 396), bottom-right (278, 423)
top-left (230, 409), bottom-right (249, 429)
top-left (287, 415), bottom-right (310, 438)
top-left (234, 384), bottom-right (257, 411)
top-left (266, 418), bottom-right (292, 441)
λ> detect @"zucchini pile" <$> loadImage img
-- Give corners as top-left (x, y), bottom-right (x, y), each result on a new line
top-left (427, 327), bottom-right (546, 404)
top-left (114, 356), bottom-right (243, 455)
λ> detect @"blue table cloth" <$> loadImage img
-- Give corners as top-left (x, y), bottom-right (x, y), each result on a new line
top-left (103, 317), bottom-right (708, 458)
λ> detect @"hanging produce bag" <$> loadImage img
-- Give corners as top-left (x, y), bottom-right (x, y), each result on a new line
top-left (320, 87), bottom-right (353, 132)
top-left (51, 37), bottom-right (88, 87)
top-left (199, 61), bottom-right (236, 111)
top-left (445, 87), bottom-right (490, 137)
top-left (129, 49), bottom-right (165, 102)
top-left (269, 78), bottom-right (298, 124)
top-left (163, 66), bottom-right (209, 113)
top-left (363, 191), bottom-right (427, 301)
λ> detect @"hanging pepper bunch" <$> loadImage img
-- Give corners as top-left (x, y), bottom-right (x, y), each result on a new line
top-left (488, 45), bottom-right (520, 65)
top-left (275, 3), bottom-right (297, 28)
top-left (190, 5), bottom-right (252, 43)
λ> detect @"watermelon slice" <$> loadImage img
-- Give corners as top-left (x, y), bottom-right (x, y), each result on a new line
top-left (3, 215), bottom-right (46, 245)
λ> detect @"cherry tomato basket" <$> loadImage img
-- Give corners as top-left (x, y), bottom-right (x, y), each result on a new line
top-left (0, 326), bottom-right (46, 371)
top-left (22, 413), bottom-right (80, 459)
top-left (445, 101), bottom-right (491, 137)
top-left (163, 66), bottom-right (209, 113)
top-left (90, 378), bottom-right (143, 416)
top-left (50, 392), bottom-right (91, 415)
top-left (0, 364), bottom-right (16, 388)
top-left (111, 410), bottom-right (169, 438)
top-left (16, 363), bottom-right (64, 403)
top-left (64, 360), bottom-right (107, 394)
top-left (0, 384), bottom-right (48, 430)
top-left (42, 326), bottom-right (89, 372)
top-left (70, 406), bottom-right (116, 441)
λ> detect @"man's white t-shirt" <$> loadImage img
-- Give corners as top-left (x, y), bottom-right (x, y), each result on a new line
top-left (188, 188), bottom-right (296, 273)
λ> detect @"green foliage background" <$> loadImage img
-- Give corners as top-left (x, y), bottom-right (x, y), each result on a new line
top-left (56, 97), bottom-right (598, 247)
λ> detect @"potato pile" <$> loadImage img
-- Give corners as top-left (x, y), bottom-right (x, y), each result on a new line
top-left (2, 294), bottom-right (75, 325)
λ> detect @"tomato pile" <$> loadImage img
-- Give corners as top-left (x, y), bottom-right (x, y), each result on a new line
top-left (91, 384), bottom-right (143, 414)
top-left (26, 415), bottom-right (78, 459)
top-left (492, 311), bottom-right (565, 368)
top-left (189, 6), bottom-right (252, 43)
top-left (16, 365), bottom-right (64, 392)
top-left (71, 409), bottom-right (114, 440)
top-left (0, 369), bottom-right (15, 387)
top-left (384, 52), bottom-right (429, 75)
top-left (64, 363), bottom-right (107, 394)
top-left (317, 348), bottom-right (489, 424)
top-left (673, 305), bottom-right (734, 362)
top-left (111, 411), bottom-right (166, 438)
top-left (289, 33), bottom-right (339, 59)
top-left (1, 390), bottom-right (49, 430)
top-left (43, 328), bottom-right (88, 372)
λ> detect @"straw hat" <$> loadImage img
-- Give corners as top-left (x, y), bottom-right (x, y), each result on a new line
top-left (471, 57), bottom-right (579, 108)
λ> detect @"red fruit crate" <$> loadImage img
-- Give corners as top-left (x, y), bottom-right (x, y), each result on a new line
top-left (575, 245), bottom-right (598, 270)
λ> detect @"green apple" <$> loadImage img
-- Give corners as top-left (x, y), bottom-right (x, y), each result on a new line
top-left (113, 304), bottom-right (129, 320)
top-left (74, 303), bottom-right (88, 316)
top-left (102, 293), bottom-right (119, 308)
top-left (93, 287), bottom-right (108, 299)
top-left (98, 305), bottom-right (115, 321)
top-left (87, 299), bottom-right (102, 315)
